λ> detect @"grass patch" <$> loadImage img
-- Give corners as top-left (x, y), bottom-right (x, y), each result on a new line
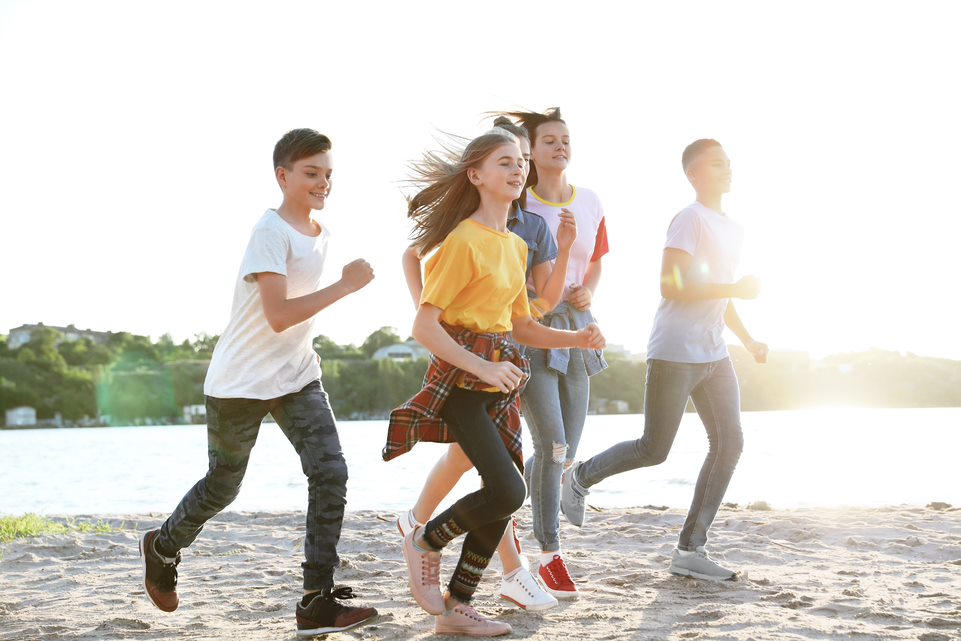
top-left (0, 514), bottom-right (119, 544)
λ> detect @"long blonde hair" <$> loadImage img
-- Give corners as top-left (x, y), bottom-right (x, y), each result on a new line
top-left (408, 130), bottom-right (518, 255)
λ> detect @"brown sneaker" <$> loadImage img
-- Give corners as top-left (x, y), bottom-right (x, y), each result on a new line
top-left (434, 595), bottom-right (512, 637)
top-left (139, 529), bottom-right (180, 612)
top-left (402, 525), bottom-right (445, 615)
top-left (295, 586), bottom-right (377, 636)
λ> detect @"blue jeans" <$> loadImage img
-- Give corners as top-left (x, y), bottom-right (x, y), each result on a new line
top-left (521, 347), bottom-right (590, 552)
top-left (577, 358), bottom-right (743, 550)
top-left (157, 380), bottom-right (347, 591)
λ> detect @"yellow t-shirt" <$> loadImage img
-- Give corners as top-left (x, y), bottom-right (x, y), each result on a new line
top-left (421, 218), bottom-right (531, 333)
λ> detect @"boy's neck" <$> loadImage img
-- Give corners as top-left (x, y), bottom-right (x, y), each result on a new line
top-left (533, 171), bottom-right (572, 204)
top-left (696, 192), bottom-right (724, 214)
top-left (276, 202), bottom-right (320, 234)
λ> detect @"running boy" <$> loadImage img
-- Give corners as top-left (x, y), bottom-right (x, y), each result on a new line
top-left (138, 129), bottom-right (378, 636)
top-left (561, 139), bottom-right (768, 581)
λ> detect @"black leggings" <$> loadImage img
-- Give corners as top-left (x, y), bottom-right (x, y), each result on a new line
top-left (423, 387), bottom-right (527, 602)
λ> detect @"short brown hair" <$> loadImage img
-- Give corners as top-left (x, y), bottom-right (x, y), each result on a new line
top-left (682, 139), bottom-right (721, 172)
top-left (273, 128), bottom-right (332, 170)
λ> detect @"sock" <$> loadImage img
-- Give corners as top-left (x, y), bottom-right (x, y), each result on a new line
top-left (502, 567), bottom-right (522, 581)
top-left (539, 551), bottom-right (560, 565)
top-left (152, 536), bottom-right (177, 560)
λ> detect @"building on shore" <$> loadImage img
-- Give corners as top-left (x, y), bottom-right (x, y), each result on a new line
top-left (7, 323), bottom-right (114, 349)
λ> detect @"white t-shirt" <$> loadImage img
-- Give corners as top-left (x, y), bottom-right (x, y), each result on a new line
top-left (204, 209), bottom-right (329, 399)
top-left (647, 201), bottom-right (744, 363)
top-left (524, 186), bottom-right (607, 301)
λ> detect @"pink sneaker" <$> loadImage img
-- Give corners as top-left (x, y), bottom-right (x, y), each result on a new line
top-left (402, 525), bottom-right (445, 615)
top-left (435, 597), bottom-right (512, 637)
top-left (537, 554), bottom-right (579, 600)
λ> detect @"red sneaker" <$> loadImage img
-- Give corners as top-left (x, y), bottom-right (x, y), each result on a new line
top-left (537, 554), bottom-right (579, 600)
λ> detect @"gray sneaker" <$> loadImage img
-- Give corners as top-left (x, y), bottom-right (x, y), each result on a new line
top-left (669, 546), bottom-right (737, 581)
top-left (560, 462), bottom-right (589, 527)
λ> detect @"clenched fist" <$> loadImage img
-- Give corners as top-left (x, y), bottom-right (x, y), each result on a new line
top-left (341, 259), bottom-right (374, 292)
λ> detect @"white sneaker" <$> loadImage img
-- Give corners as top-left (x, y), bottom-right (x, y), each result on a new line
top-left (499, 568), bottom-right (558, 611)
top-left (669, 546), bottom-right (737, 581)
top-left (396, 509), bottom-right (423, 538)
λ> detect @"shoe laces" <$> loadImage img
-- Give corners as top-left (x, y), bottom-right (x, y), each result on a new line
top-left (151, 546), bottom-right (181, 590)
top-left (422, 550), bottom-right (441, 587)
top-left (543, 555), bottom-right (574, 587)
top-left (452, 601), bottom-right (485, 623)
top-left (318, 585), bottom-right (358, 615)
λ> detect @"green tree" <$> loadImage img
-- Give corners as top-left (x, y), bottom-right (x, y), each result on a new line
top-left (361, 327), bottom-right (402, 358)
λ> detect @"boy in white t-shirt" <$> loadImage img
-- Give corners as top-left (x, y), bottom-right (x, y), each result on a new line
top-left (139, 129), bottom-right (378, 636)
top-left (562, 139), bottom-right (768, 581)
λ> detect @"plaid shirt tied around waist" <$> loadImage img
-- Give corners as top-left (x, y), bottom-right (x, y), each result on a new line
top-left (382, 323), bottom-right (530, 470)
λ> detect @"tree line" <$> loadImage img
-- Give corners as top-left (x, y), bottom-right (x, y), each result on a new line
top-left (1, 326), bottom-right (959, 427)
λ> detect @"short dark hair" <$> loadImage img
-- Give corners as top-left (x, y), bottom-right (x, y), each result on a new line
top-left (273, 128), bottom-right (332, 170)
top-left (682, 139), bottom-right (721, 172)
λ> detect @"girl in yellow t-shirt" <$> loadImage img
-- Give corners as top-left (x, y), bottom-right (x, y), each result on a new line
top-left (385, 129), bottom-right (605, 636)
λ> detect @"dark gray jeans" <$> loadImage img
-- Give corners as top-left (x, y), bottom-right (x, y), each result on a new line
top-left (578, 358), bottom-right (743, 550)
top-left (157, 379), bottom-right (347, 591)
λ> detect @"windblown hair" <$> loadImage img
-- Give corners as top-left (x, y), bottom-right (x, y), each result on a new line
top-left (682, 139), bottom-right (722, 173)
top-left (273, 128), bottom-right (332, 170)
top-left (496, 107), bottom-right (565, 189)
top-left (408, 130), bottom-right (518, 255)
top-left (490, 116), bottom-right (530, 143)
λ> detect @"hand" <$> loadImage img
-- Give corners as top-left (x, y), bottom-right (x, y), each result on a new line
top-left (340, 259), bottom-right (374, 292)
top-left (575, 323), bottom-right (606, 350)
top-left (746, 339), bottom-right (769, 364)
top-left (568, 284), bottom-right (592, 311)
top-left (556, 208), bottom-right (578, 252)
top-left (734, 275), bottom-right (761, 300)
top-left (476, 360), bottom-right (527, 395)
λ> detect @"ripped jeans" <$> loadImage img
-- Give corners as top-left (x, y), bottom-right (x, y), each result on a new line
top-left (521, 348), bottom-right (590, 552)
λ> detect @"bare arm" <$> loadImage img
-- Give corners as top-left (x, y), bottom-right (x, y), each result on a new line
top-left (660, 248), bottom-right (759, 301)
top-left (257, 259), bottom-right (374, 333)
top-left (401, 245), bottom-right (424, 310)
top-left (568, 258), bottom-right (601, 311)
top-left (412, 304), bottom-right (527, 394)
top-left (724, 301), bottom-right (768, 363)
top-left (511, 316), bottom-right (606, 350)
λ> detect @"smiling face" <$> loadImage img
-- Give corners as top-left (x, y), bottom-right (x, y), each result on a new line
top-left (467, 141), bottom-right (526, 203)
top-left (276, 151), bottom-right (333, 211)
top-left (686, 145), bottom-right (731, 196)
top-left (531, 120), bottom-right (571, 173)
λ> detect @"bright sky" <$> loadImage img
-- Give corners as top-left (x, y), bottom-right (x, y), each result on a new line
top-left (1, 0), bottom-right (959, 360)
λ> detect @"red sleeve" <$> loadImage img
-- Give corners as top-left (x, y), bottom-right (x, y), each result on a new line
top-left (590, 216), bottom-right (609, 262)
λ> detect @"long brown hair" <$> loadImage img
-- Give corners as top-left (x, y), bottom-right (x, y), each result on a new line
top-left (408, 130), bottom-right (518, 255)
top-left (497, 108), bottom-right (565, 190)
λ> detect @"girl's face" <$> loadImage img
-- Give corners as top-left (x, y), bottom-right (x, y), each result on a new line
top-left (519, 136), bottom-right (532, 182)
top-left (468, 141), bottom-right (526, 203)
top-left (531, 121), bottom-right (570, 174)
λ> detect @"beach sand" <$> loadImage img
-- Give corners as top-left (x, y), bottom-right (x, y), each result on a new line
top-left (1, 505), bottom-right (959, 640)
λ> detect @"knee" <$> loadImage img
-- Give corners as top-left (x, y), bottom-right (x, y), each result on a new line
top-left (307, 456), bottom-right (348, 496)
top-left (637, 437), bottom-right (670, 465)
top-left (532, 440), bottom-right (568, 466)
top-left (489, 471), bottom-right (526, 515)
top-left (205, 467), bottom-right (245, 506)
top-left (503, 472), bottom-right (527, 513)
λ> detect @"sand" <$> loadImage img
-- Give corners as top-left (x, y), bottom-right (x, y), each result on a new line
top-left (1, 505), bottom-right (959, 641)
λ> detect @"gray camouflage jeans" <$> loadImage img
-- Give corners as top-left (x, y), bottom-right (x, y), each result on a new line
top-left (156, 379), bottom-right (347, 591)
